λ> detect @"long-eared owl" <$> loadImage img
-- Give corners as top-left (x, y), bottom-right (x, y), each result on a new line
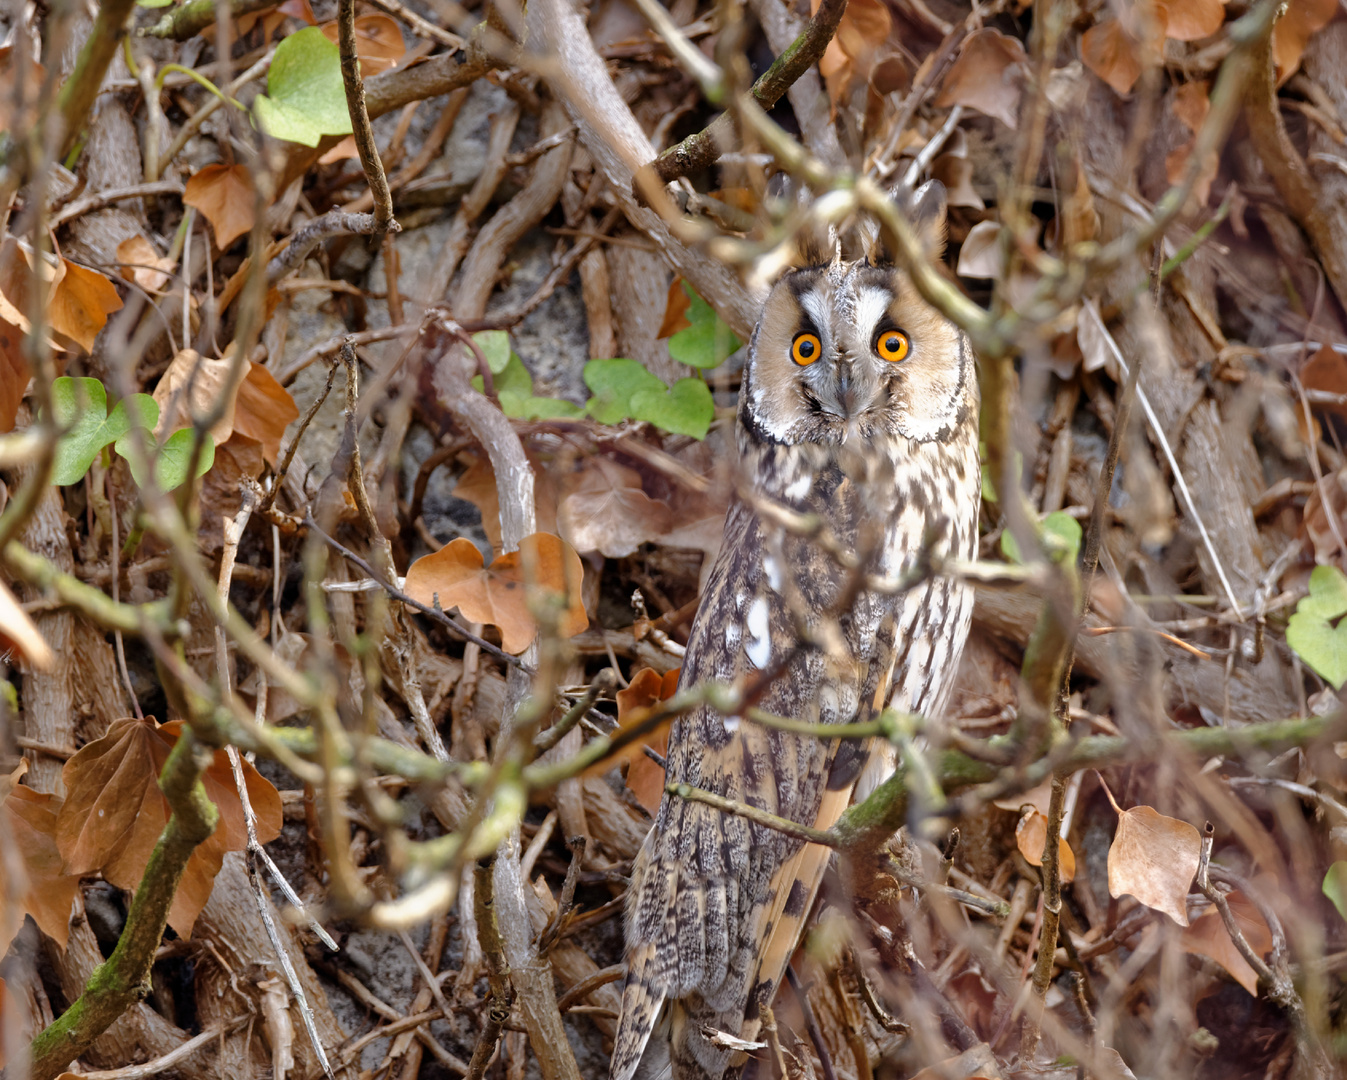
top-left (611, 182), bottom-right (982, 1080)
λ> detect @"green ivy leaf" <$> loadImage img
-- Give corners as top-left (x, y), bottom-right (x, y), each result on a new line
top-left (583, 358), bottom-right (667, 424)
top-left (133, 428), bottom-right (216, 490)
top-left (136, 0), bottom-right (174, 8)
top-left (472, 330), bottom-right (512, 375)
top-left (630, 377), bottom-right (714, 440)
top-left (1001, 511), bottom-right (1082, 566)
top-left (518, 397), bottom-right (585, 420)
top-left (49, 377), bottom-right (158, 486)
top-left (472, 353), bottom-right (533, 399)
top-left (1324, 862), bottom-right (1347, 921)
top-left (253, 27), bottom-right (353, 147)
top-left (1286, 565), bottom-right (1347, 690)
top-left (667, 284), bottom-right (741, 370)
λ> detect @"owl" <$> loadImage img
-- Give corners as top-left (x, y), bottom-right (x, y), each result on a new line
top-left (610, 182), bottom-right (982, 1080)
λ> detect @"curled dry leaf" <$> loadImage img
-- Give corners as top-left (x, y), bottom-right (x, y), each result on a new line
top-left (55, 716), bottom-right (282, 937)
top-left (816, 0), bottom-right (891, 104)
top-left (931, 153), bottom-right (984, 210)
top-left (0, 578), bottom-right (54, 669)
top-left (403, 533), bottom-right (588, 654)
top-left (956, 220), bottom-right (1004, 280)
top-left (1014, 808), bottom-right (1076, 883)
top-left (117, 235), bottom-right (177, 295)
top-left (0, 317), bottom-right (25, 433)
top-left (608, 666), bottom-right (680, 812)
top-left (232, 361), bottom-right (299, 466)
top-left (1, 763), bottom-right (79, 952)
top-left (184, 164), bottom-right (257, 250)
top-left (1182, 889), bottom-right (1273, 995)
top-left (558, 455), bottom-right (674, 558)
top-left (1107, 804), bottom-right (1201, 926)
top-left (1080, 18), bottom-right (1145, 97)
top-left (934, 28), bottom-right (1028, 129)
top-left (320, 13), bottom-right (406, 76)
top-left (1157, 0), bottom-right (1226, 42)
top-left (49, 260), bottom-right (123, 353)
top-left (1274, 0), bottom-right (1339, 84)
top-left (657, 277), bottom-right (693, 339)
top-left (153, 348), bottom-right (239, 444)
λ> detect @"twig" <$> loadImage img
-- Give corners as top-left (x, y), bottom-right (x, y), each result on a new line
top-left (49, 180), bottom-right (185, 227)
top-left (337, 0), bottom-right (398, 235)
top-left (786, 966), bottom-right (838, 1080)
top-left (266, 211), bottom-right (386, 282)
top-left (142, 0), bottom-right (272, 38)
top-left (647, 0), bottom-right (849, 183)
top-left (76, 1016), bottom-right (251, 1079)
top-left (261, 356), bottom-right (341, 514)
top-left (365, 0), bottom-right (463, 48)
top-left (275, 324), bottom-right (417, 386)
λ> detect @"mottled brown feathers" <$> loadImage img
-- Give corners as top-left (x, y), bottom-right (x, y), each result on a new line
top-left (611, 185), bottom-right (981, 1080)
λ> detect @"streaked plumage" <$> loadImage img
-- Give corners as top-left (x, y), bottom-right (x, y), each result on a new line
top-left (612, 183), bottom-right (981, 1080)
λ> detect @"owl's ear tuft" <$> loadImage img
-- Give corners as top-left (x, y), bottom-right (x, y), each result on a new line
top-left (871, 180), bottom-right (948, 264)
top-left (908, 180), bottom-right (949, 258)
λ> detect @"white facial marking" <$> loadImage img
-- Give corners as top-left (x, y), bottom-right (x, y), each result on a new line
top-left (799, 290), bottom-right (831, 345)
top-left (854, 286), bottom-right (892, 345)
top-left (745, 596), bottom-right (771, 669)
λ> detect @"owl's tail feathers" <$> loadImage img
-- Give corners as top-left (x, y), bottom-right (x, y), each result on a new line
top-left (611, 945), bottom-right (668, 1080)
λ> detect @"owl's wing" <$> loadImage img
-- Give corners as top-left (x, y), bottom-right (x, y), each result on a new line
top-left (613, 499), bottom-right (894, 1080)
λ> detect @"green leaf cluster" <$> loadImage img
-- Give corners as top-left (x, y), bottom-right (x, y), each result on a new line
top-left (253, 28), bottom-right (353, 147)
top-left (49, 377), bottom-right (214, 492)
top-left (1001, 511), bottom-right (1082, 566)
top-left (1286, 564), bottom-right (1347, 690)
top-left (469, 333), bottom-right (716, 440)
top-left (667, 282), bottom-right (741, 370)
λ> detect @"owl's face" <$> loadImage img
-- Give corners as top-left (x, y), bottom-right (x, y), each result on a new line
top-left (742, 260), bottom-right (974, 448)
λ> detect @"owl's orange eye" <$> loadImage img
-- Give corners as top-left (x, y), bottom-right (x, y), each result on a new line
top-left (791, 332), bottom-right (822, 366)
top-left (876, 330), bottom-right (910, 362)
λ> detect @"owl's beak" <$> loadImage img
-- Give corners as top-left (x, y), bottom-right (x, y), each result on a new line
top-left (834, 367), bottom-right (862, 418)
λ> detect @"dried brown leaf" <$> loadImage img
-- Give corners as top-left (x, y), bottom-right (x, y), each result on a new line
top-left (558, 455), bottom-right (673, 558)
top-left (816, 0), bottom-right (891, 104)
top-left (153, 348), bottom-right (239, 444)
top-left (1157, 0), bottom-right (1226, 41)
top-left (1014, 808), bottom-right (1076, 883)
top-left (1182, 889), bottom-right (1273, 995)
top-left (116, 235), bottom-right (177, 295)
top-left (56, 716), bottom-right (281, 937)
top-left (610, 667), bottom-right (680, 812)
top-left (403, 533), bottom-right (588, 654)
top-left (184, 164), bottom-right (257, 250)
top-left (657, 277), bottom-right (692, 339)
top-left (0, 47), bottom-right (46, 136)
top-left (1081, 18), bottom-right (1145, 96)
top-left (320, 13), bottom-right (406, 76)
top-left (0, 317), bottom-right (25, 434)
top-left (956, 220), bottom-right (1004, 280)
top-left (452, 451), bottom-right (558, 556)
top-left (1107, 804), bottom-right (1201, 925)
top-left (49, 259), bottom-right (122, 353)
top-left (935, 28), bottom-right (1027, 129)
top-left (1273, 0), bottom-right (1338, 84)
top-left (931, 153), bottom-right (985, 210)
top-left (232, 361), bottom-right (299, 466)
top-left (4, 780), bottom-right (78, 949)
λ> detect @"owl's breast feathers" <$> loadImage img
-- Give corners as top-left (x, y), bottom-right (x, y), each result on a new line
top-left (612, 428), bottom-right (980, 1080)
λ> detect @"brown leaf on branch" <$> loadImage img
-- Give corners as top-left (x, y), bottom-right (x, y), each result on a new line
top-left (1107, 804), bottom-right (1201, 926)
top-left (1014, 809), bottom-right (1076, 883)
top-left (184, 164), bottom-right (257, 250)
top-left (1081, 18), bottom-right (1146, 96)
top-left (657, 277), bottom-right (692, 339)
top-left (48, 259), bottom-right (123, 353)
top-left (320, 13), bottom-right (407, 76)
top-left (1182, 889), bottom-right (1274, 995)
top-left (1156, 0), bottom-right (1226, 42)
top-left (934, 28), bottom-right (1028, 130)
top-left (1273, 0), bottom-right (1338, 84)
top-left (231, 362), bottom-right (299, 466)
top-left (153, 348), bottom-right (239, 444)
top-left (55, 717), bottom-right (282, 937)
top-left (610, 667), bottom-right (680, 812)
top-left (117, 235), bottom-right (177, 295)
top-left (815, 0), bottom-right (891, 106)
top-left (1, 764), bottom-right (79, 952)
top-left (403, 533), bottom-right (589, 653)
top-left (558, 455), bottom-right (673, 558)
top-left (0, 317), bottom-right (26, 433)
